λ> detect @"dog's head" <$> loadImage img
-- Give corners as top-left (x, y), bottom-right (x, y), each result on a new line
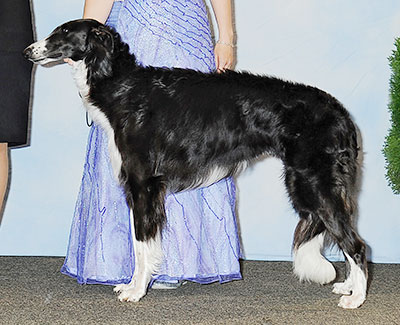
top-left (24, 19), bottom-right (119, 81)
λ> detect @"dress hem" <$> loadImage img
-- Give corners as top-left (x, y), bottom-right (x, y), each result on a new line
top-left (61, 264), bottom-right (242, 286)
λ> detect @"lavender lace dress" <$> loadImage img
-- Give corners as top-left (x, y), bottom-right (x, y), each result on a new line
top-left (61, 0), bottom-right (241, 286)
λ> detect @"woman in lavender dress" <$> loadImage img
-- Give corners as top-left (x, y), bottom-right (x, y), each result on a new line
top-left (61, 0), bottom-right (241, 287)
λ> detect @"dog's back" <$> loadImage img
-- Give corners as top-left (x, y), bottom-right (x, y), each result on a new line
top-left (90, 65), bottom-right (358, 191)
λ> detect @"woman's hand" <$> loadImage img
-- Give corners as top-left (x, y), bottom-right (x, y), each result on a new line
top-left (214, 41), bottom-right (234, 72)
top-left (64, 58), bottom-right (74, 65)
top-left (210, 0), bottom-right (235, 73)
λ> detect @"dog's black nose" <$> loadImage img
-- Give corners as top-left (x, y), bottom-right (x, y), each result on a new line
top-left (23, 47), bottom-right (32, 59)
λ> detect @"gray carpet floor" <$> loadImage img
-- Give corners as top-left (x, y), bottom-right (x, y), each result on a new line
top-left (0, 257), bottom-right (399, 324)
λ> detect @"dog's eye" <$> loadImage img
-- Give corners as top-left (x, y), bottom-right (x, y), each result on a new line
top-left (62, 27), bottom-right (69, 34)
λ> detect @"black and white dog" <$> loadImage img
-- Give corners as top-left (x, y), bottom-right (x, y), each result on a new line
top-left (24, 19), bottom-right (368, 309)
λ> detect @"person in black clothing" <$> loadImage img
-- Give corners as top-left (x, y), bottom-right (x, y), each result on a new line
top-left (0, 1), bottom-right (34, 213)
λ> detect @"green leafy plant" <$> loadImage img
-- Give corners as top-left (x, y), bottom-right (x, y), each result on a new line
top-left (383, 38), bottom-right (400, 195)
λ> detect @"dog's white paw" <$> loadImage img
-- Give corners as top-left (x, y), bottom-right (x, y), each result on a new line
top-left (338, 293), bottom-right (365, 309)
top-left (118, 287), bottom-right (146, 302)
top-left (332, 280), bottom-right (352, 295)
top-left (114, 283), bottom-right (129, 293)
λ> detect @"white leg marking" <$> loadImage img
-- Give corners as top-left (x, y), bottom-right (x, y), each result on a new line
top-left (113, 283), bottom-right (129, 293)
top-left (337, 252), bottom-right (367, 309)
top-left (293, 232), bottom-right (336, 285)
top-left (115, 210), bottom-right (163, 302)
top-left (332, 278), bottom-right (352, 295)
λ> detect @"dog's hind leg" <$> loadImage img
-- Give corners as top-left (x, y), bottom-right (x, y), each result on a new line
top-left (285, 163), bottom-right (367, 308)
top-left (321, 217), bottom-right (368, 309)
top-left (310, 190), bottom-right (367, 308)
top-left (285, 168), bottom-right (336, 285)
top-left (316, 160), bottom-right (367, 309)
top-left (324, 217), bottom-right (368, 309)
top-left (292, 214), bottom-right (336, 285)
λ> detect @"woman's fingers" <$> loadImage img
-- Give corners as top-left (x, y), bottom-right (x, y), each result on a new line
top-left (214, 43), bottom-right (234, 72)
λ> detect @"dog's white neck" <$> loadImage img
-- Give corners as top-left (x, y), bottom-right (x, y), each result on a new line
top-left (70, 60), bottom-right (100, 122)
top-left (71, 60), bottom-right (90, 98)
top-left (70, 59), bottom-right (123, 181)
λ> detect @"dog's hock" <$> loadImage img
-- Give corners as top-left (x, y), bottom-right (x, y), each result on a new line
top-left (293, 233), bottom-right (336, 285)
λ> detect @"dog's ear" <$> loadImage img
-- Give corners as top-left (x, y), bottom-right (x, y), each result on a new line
top-left (85, 26), bottom-right (115, 84)
top-left (89, 26), bottom-right (115, 52)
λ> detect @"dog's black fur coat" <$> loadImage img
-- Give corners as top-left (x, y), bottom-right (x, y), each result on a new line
top-left (25, 20), bottom-right (367, 301)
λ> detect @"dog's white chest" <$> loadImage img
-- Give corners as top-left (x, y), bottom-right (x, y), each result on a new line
top-left (71, 61), bottom-right (123, 180)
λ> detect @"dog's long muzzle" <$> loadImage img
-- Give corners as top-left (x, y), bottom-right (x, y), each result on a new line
top-left (23, 40), bottom-right (62, 65)
top-left (23, 42), bottom-right (46, 64)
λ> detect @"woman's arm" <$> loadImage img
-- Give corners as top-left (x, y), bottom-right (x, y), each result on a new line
top-left (210, 0), bottom-right (235, 72)
top-left (83, 0), bottom-right (114, 23)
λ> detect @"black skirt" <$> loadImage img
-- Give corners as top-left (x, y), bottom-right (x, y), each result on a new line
top-left (0, 0), bottom-right (34, 147)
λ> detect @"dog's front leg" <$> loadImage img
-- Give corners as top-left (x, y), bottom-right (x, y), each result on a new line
top-left (114, 209), bottom-right (162, 302)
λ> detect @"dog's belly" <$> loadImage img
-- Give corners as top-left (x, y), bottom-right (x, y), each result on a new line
top-left (195, 166), bottom-right (231, 188)
top-left (167, 161), bottom-right (248, 193)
